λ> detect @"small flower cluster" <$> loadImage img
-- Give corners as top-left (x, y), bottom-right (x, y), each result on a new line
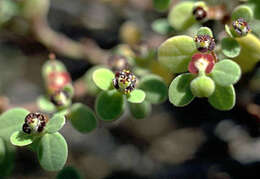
top-left (188, 53), bottom-right (215, 75)
top-left (113, 69), bottom-right (137, 94)
top-left (232, 18), bottom-right (251, 37)
top-left (194, 35), bottom-right (215, 53)
top-left (23, 112), bottom-right (48, 134)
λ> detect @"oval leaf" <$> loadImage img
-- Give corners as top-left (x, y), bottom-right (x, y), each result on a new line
top-left (57, 166), bottom-right (82, 179)
top-left (197, 27), bottom-right (213, 37)
top-left (92, 68), bottom-right (114, 91)
top-left (129, 100), bottom-right (151, 119)
top-left (208, 85), bottom-right (235, 111)
top-left (158, 35), bottom-right (197, 73)
top-left (225, 24), bottom-right (234, 38)
top-left (0, 142), bottom-right (16, 177)
top-left (221, 37), bottom-right (241, 58)
top-left (69, 103), bottom-right (97, 133)
top-left (0, 138), bottom-right (5, 163)
top-left (151, 18), bottom-right (173, 35)
top-left (95, 90), bottom-right (125, 121)
top-left (211, 59), bottom-right (241, 86)
top-left (37, 132), bottom-right (68, 171)
top-left (234, 33), bottom-right (260, 73)
top-left (168, 1), bottom-right (196, 31)
top-left (45, 114), bottom-right (66, 134)
top-left (127, 89), bottom-right (146, 103)
top-left (83, 66), bottom-right (102, 96)
top-left (153, 0), bottom-right (171, 11)
top-left (138, 75), bottom-right (168, 104)
top-left (0, 108), bottom-right (30, 142)
top-left (37, 96), bottom-right (56, 113)
top-left (169, 73), bottom-right (195, 107)
top-left (231, 5), bottom-right (253, 22)
top-left (10, 131), bottom-right (34, 147)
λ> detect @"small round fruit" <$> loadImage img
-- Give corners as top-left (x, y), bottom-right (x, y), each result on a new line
top-left (190, 76), bottom-right (215, 98)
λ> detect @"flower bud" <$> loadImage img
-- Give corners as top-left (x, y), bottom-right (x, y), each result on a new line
top-left (188, 53), bottom-right (215, 74)
top-left (190, 76), bottom-right (215, 98)
top-left (23, 113), bottom-right (48, 134)
top-left (108, 55), bottom-right (130, 72)
top-left (113, 69), bottom-right (137, 94)
top-left (232, 18), bottom-right (251, 37)
top-left (194, 35), bottom-right (215, 53)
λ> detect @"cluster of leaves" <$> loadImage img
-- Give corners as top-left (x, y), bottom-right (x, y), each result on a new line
top-left (92, 67), bottom-right (167, 120)
top-left (0, 108), bottom-right (67, 172)
top-left (153, 0), bottom-right (260, 73)
top-left (37, 58), bottom-right (98, 134)
top-left (158, 27), bottom-right (241, 110)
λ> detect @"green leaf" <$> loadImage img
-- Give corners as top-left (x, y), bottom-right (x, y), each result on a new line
top-left (208, 85), bottom-right (235, 111)
top-left (250, 0), bottom-right (260, 20)
top-left (37, 132), bottom-right (68, 171)
top-left (129, 100), bottom-right (151, 119)
top-left (234, 33), bottom-right (260, 73)
top-left (0, 142), bottom-right (16, 177)
top-left (10, 131), bottom-right (34, 147)
top-left (42, 60), bottom-right (67, 79)
top-left (0, 108), bottom-right (30, 142)
top-left (231, 5), bottom-right (253, 22)
top-left (92, 68), bottom-right (114, 91)
top-left (169, 73), bottom-right (195, 107)
top-left (211, 59), bottom-right (241, 86)
top-left (69, 103), bottom-right (97, 133)
top-left (45, 114), bottom-right (66, 134)
top-left (168, 1), bottom-right (196, 31)
top-left (138, 75), bottom-right (168, 104)
top-left (151, 18), bottom-right (173, 35)
top-left (225, 24), bottom-right (234, 38)
top-left (127, 89), bottom-right (146, 103)
top-left (83, 66), bottom-right (103, 96)
top-left (0, 138), bottom-right (5, 163)
top-left (37, 96), bottom-right (56, 113)
top-left (221, 37), bottom-right (241, 58)
top-left (197, 27), bottom-right (213, 37)
top-left (95, 90), bottom-right (125, 121)
top-left (158, 35), bottom-right (197, 73)
top-left (153, 0), bottom-right (171, 11)
top-left (57, 166), bottom-right (82, 179)
top-left (0, 0), bottom-right (18, 26)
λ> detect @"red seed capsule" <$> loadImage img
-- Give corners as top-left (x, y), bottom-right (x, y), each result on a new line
top-left (188, 53), bottom-right (215, 74)
top-left (47, 71), bottom-right (71, 93)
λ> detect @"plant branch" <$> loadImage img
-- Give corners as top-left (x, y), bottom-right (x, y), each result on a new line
top-left (31, 17), bottom-right (110, 65)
